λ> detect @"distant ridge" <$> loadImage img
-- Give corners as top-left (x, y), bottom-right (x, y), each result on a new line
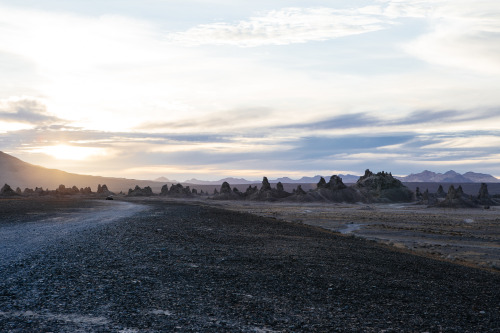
top-left (154, 176), bottom-right (178, 183)
top-left (184, 174), bottom-right (361, 185)
top-left (0, 151), bottom-right (168, 193)
top-left (185, 177), bottom-right (256, 185)
top-left (177, 171), bottom-right (500, 185)
top-left (397, 170), bottom-right (500, 183)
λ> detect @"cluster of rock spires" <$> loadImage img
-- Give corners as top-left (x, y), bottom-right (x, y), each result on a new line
top-left (2, 169), bottom-right (499, 208)
top-left (124, 183), bottom-right (206, 198)
top-left (0, 183), bottom-right (113, 197)
top-left (415, 183), bottom-right (500, 208)
top-left (211, 170), bottom-right (413, 203)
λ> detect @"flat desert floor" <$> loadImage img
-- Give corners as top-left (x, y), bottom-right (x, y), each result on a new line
top-left (1, 197), bottom-right (500, 331)
top-left (199, 200), bottom-right (500, 272)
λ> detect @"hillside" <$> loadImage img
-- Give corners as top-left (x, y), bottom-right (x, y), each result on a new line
top-left (0, 152), bottom-right (167, 193)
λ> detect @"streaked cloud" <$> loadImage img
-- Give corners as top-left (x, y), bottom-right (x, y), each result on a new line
top-left (0, 98), bottom-right (62, 125)
top-left (170, 7), bottom-right (391, 47)
top-left (401, 0), bottom-right (500, 74)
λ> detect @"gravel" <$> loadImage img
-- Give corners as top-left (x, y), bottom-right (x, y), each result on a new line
top-left (1, 198), bottom-right (499, 332)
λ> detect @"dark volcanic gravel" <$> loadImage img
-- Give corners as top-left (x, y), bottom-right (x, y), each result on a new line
top-left (1, 199), bottom-right (499, 332)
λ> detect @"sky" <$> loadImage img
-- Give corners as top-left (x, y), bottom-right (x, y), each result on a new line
top-left (1, 0), bottom-right (500, 181)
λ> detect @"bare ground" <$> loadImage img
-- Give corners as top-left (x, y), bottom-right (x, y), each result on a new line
top-left (201, 199), bottom-right (500, 272)
top-left (0, 197), bottom-right (499, 332)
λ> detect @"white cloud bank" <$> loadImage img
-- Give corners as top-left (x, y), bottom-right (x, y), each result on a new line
top-left (170, 0), bottom-right (500, 75)
top-left (170, 7), bottom-right (392, 47)
top-left (403, 0), bottom-right (500, 74)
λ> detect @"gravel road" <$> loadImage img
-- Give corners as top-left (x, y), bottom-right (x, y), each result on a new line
top-left (0, 200), bottom-right (148, 269)
top-left (1, 198), bottom-right (499, 332)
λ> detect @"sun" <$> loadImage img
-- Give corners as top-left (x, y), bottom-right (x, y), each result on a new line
top-left (34, 145), bottom-right (107, 161)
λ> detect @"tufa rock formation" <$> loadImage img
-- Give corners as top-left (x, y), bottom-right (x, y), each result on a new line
top-left (160, 183), bottom-right (192, 197)
top-left (96, 184), bottom-right (114, 196)
top-left (355, 170), bottom-right (413, 203)
top-left (435, 185), bottom-right (478, 208)
top-left (0, 184), bottom-right (18, 196)
top-left (436, 185), bottom-right (446, 198)
top-left (328, 175), bottom-right (347, 191)
top-left (475, 183), bottom-right (499, 206)
top-left (211, 181), bottom-right (243, 200)
top-left (127, 185), bottom-right (154, 197)
top-left (304, 175), bottom-right (362, 202)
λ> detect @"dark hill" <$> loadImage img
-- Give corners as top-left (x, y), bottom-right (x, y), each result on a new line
top-left (0, 151), bottom-right (166, 193)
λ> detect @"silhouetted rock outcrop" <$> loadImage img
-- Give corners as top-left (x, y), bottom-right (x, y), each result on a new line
top-left (475, 183), bottom-right (500, 206)
top-left (94, 184), bottom-right (114, 196)
top-left (328, 175), bottom-right (347, 191)
top-left (0, 184), bottom-right (18, 196)
top-left (416, 188), bottom-right (438, 206)
top-left (220, 182), bottom-right (232, 194)
top-left (244, 186), bottom-right (258, 196)
top-left (478, 183), bottom-right (489, 199)
top-left (211, 181), bottom-right (243, 200)
top-left (80, 187), bottom-right (92, 194)
top-left (245, 177), bottom-right (291, 201)
top-left (435, 185), bottom-right (478, 208)
top-left (436, 185), bottom-right (446, 198)
top-left (127, 185), bottom-right (154, 197)
top-left (260, 177), bottom-right (272, 192)
top-left (415, 187), bottom-right (422, 200)
top-left (287, 185), bottom-right (315, 202)
top-left (160, 183), bottom-right (192, 197)
top-left (23, 188), bottom-right (34, 195)
top-left (317, 177), bottom-right (327, 189)
top-left (307, 175), bottom-right (363, 203)
top-left (55, 185), bottom-right (82, 195)
top-left (213, 177), bottom-right (292, 201)
top-left (355, 170), bottom-right (413, 203)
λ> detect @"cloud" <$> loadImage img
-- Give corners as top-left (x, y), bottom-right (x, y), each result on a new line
top-left (401, 0), bottom-right (500, 74)
top-left (279, 112), bottom-right (381, 130)
top-left (169, 0), bottom-right (500, 77)
top-left (279, 108), bottom-right (500, 133)
top-left (391, 109), bottom-right (500, 125)
top-left (0, 98), bottom-right (62, 125)
top-left (136, 107), bottom-right (273, 132)
top-left (170, 7), bottom-right (392, 47)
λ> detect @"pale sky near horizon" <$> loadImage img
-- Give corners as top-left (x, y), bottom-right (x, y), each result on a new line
top-left (1, 0), bottom-right (500, 181)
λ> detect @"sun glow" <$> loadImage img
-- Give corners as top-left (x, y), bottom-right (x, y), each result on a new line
top-left (31, 145), bottom-right (107, 161)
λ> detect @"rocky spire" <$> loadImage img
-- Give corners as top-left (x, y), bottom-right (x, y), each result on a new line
top-left (220, 181), bottom-right (232, 194)
top-left (0, 184), bottom-right (17, 196)
top-left (260, 177), bottom-right (271, 191)
top-left (295, 185), bottom-right (306, 195)
top-left (316, 177), bottom-right (327, 189)
top-left (328, 175), bottom-right (347, 190)
top-left (478, 183), bottom-right (489, 199)
top-left (437, 184), bottom-right (446, 197)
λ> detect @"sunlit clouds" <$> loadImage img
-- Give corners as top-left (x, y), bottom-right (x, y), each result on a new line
top-left (1, 0), bottom-right (500, 180)
top-left (27, 145), bottom-right (109, 161)
top-left (170, 7), bottom-right (391, 47)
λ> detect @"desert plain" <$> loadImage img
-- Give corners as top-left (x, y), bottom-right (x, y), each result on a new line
top-left (204, 199), bottom-right (500, 272)
top-left (1, 196), bottom-right (499, 332)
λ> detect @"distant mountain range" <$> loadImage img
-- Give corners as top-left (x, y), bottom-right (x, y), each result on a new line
top-left (182, 170), bottom-right (499, 185)
top-left (1, 151), bottom-right (499, 194)
top-left (396, 170), bottom-right (500, 183)
top-left (183, 174), bottom-right (361, 185)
